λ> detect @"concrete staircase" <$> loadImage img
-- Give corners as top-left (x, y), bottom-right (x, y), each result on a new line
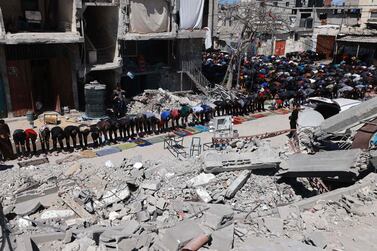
top-left (181, 61), bottom-right (210, 95)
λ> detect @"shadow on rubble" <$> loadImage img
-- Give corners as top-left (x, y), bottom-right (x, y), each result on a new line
top-left (0, 204), bottom-right (14, 251)
top-left (0, 164), bottom-right (13, 172)
top-left (277, 177), bottom-right (318, 198)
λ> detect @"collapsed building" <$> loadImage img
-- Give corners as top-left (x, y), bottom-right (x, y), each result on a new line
top-left (0, 0), bottom-right (218, 118)
top-left (0, 97), bottom-right (377, 250)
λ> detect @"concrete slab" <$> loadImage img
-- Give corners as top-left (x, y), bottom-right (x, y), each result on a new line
top-left (285, 173), bottom-right (377, 211)
top-left (160, 220), bottom-right (205, 251)
top-left (94, 184), bottom-right (130, 209)
top-left (140, 181), bottom-right (161, 191)
top-left (319, 97), bottom-right (377, 134)
top-left (279, 149), bottom-right (364, 178)
top-left (210, 224), bottom-right (234, 251)
top-left (225, 171), bottom-right (251, 199)
top-left (238, 237), bottom-right (321, 251)
top-left (203, 151), bottom-right (279, 173)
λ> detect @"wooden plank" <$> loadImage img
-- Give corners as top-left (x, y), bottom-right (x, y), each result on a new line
top-left (59, 194), bottom-right (96, 223)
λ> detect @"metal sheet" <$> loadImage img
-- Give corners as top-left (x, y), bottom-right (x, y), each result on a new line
top-left (351, 118), bottom-right (377, 149)
top-left (316, 35), bottom-right (335, 59)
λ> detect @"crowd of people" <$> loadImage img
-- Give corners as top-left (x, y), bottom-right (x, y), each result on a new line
top-left (1, 52), bottom-right (376, 161)
top-left (203, 51), bottom-right (377, 108)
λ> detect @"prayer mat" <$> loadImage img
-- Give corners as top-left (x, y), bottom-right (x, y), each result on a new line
top-left (133, 139), bottom-right (152, 147)
top-left (80, 150), bottom-right (97, 158)
top-left (145, 136), bottom-right (165, 144)
top-left (184, 127), bottom-right (201, 134)
top-left (117, 143), bottom-right (138, 151)
top-left (96, 147), bottom-right (121, 157)
top-left (194, 125), bottom-right (209, 132)
top-left (252, 114), bottom-right (266, 119)
top-left (173, 129), bottom-right (191, 137)
top-left (179, 129), bottom-right (194, 136)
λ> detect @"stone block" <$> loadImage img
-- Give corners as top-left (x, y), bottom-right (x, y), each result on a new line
top-left (141, 181), bottom-right (161, 191)
top-left (188, 173), bottom-right (216, 187)
top-left (210, 224), bottom-right (234, 251)
top-left (225, 171), bottom-right (251, 199)
top-left (160, 220), bottom-right (204, 251)
top-left (196, 188), bottom-right (212, 203)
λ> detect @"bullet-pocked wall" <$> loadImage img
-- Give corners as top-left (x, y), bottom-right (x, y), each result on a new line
top-left (0, 0), bottom-right (74, 33)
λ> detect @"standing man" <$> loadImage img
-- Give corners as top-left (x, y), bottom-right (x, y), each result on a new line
top-left (113, 83), bottom-right (126, 118)
top-left (0, 120), bottom-right (14, 161)
top-left (288, 104), bottom-right (299, 138)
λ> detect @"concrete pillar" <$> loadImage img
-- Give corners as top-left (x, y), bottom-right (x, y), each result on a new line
top-left (0, 45), bottom-right (12, 117)
top-left (70, 45), bottom-right (80, 110)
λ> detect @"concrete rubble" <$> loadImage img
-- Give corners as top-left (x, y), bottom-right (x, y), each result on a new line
top-left (2, 113), bottom-right (377, 250)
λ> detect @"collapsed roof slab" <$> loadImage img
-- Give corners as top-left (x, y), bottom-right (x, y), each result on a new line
top-left (278, 149), bottom-right (365, 178)
top-left (279, 172), bottom-right (377, 212)
top-left (319, 97), bottom-right (377, 134)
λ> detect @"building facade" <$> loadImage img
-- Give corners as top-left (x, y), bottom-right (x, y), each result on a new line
top-left (0, 0), bottom-right (217, 117)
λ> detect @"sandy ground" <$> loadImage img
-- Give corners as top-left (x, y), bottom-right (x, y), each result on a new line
top-left (2, 113), bottom-right (290, 168)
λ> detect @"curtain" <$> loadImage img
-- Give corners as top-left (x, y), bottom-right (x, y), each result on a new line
top-left (129, 0), bottom-right (169, 33)
top-left (179, 0), bottom-right (204, 30)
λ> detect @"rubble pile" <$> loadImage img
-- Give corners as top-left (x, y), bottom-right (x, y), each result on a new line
top-left (0, 139), bottom-right (302, 251)
top-left (127, 89), bottom-right (203, 115)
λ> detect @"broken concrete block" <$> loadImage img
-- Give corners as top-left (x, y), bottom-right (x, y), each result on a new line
top-left (95, 184), bottom-right (130, 208)
top-left (64, 163), bottom-right (81, 176)
top-left (100, 220), bottom-right (140, 243)
top-left (40, 209), bottom-right (75, 220)
top-left (140, 180), bottom-right (161, 191)
top-left (203, 205), bottom-right (234, 230)
top-left (210, 224), bottom-right (234, 251)
top-left (62, 241), bottom-right (80, 251)
top-left (263, 217), bottom-right (284, 236)
top-left (156, 198), bottom-right (167, 210)
top-left (137, 211), bottom-right (151, 222)
top-left (225, 170), bottom-right (251, 199)
top-left (63, 230), bottom-right (73, 244)
top-left (196, 188), bottom-right (212, 203)
top-left (117, 238), bottom-right (138, 251)
top-left (17, 216), bottom-right (32, 229)
top-left (278, 205), bottom-right (300, 220)
top-left (133, 162), bottom-right (143, 169)
top-left (109, 211), bottom-right (120, 221)
top-left (147, 205), bottom-right (157, 215)
top-left (146, 195), bottom-right (158, 206)
top-left (160, 220), bottom-right (205, 251)
top-left (188, 173), bottom-right (216, 187)
top-left (306, 231), bottom-right (327, 249)
top-left (15, 200), bottom-right (43, 216)
top-left (129, 201), bottom-right (143, 213)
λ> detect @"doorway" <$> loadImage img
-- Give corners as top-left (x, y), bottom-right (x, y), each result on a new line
top-left (31, 59), bottom-right (54, 110)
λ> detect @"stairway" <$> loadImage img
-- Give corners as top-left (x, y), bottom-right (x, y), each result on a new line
top-left (181, 61), bottom-right (210, 95)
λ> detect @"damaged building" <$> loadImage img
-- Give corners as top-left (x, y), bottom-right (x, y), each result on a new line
top-left (119, 0), bottom-right (218, 96)
top-left (0, 0), bottom-right (83, 117)
top-left (0, 0), bottom-right (218, 117)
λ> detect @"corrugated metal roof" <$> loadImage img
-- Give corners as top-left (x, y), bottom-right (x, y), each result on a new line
top-left (337, 36), bottom-right (377, 43)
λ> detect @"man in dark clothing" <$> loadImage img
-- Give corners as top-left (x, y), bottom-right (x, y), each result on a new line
top-left (0, 120), bottom-right (14, 161)
top-left (113, 84), bottom-right (126, 118)
top-left (13, 129), bottom-right (26, 157)
top-left (64, 125), bottom-right (80, 149)
top-left (51, 126), bottom-right (65, 152)
top-left (288, 104), bottom-right (299, 138)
